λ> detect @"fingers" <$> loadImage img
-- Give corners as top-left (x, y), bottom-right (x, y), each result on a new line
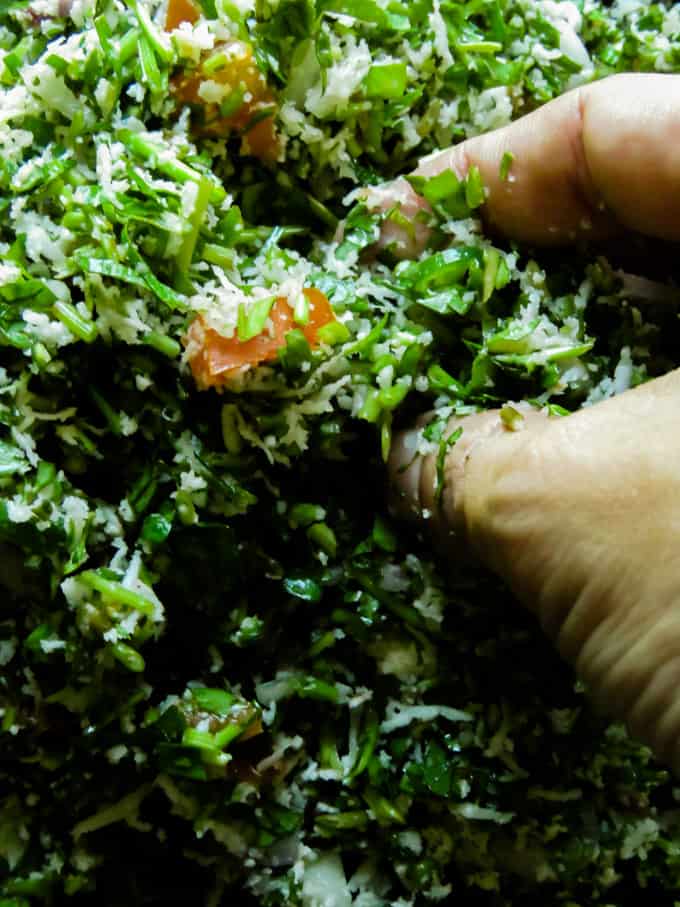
top-left (362, 179), bottom-right (432, 259)
top-left (385, 71), bottom-right (680, 771)
top-left (388, 406), bottom-right (548, 561)
top-left (388, 370), bottom-right (680, 772)
top-left (583, 74), bottom-right (680, 242)
top-left (414, 72), bottom-right (680, 246)
top-left (415, 80), bottom-right (614, 245)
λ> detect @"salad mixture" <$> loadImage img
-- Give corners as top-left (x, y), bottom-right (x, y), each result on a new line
top-left (2, 0), bottom-right (680, 904)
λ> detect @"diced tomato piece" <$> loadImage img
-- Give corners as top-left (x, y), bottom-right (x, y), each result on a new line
top-left (239, 718), bottom-right (263, 742)
top-left (165, 0), bottom-right (199, 31)
top-left (171, 39), bottom-right (281, 163)
top-left (240, 115), bottom-right (279, 163)
top-left (191, 298), bottom-right (294, 385)
top-left (299, 288), bottom-right (336, 344)
top-left (186, 289), bottom-right (336, 389)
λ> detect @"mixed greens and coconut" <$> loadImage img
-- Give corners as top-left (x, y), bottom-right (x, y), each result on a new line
top-left (2, 0), bottom-right (680, 904)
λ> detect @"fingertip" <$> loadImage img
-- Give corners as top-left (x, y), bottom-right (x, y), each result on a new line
top-left (387, 427), bottom-right (425, 521)
top-left (387, 417), bottom-right (477, 563)
top-left (364, 178), bottom-right (433, 259)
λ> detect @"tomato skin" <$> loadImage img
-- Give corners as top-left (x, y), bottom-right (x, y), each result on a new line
top-left (165, 0), bottom-right (199, 30)
top-left (187, 289), bottom-right (336, 389)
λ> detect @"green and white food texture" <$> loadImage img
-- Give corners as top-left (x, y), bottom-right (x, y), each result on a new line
top-left (1, 1), bottom-right (679, 905)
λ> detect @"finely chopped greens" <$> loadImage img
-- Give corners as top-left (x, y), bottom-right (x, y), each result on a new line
top-left (2, 0), bottom-right (680, 904)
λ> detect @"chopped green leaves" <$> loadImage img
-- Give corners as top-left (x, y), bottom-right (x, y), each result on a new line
top-left (396, 246), bottom-right (483, 314)
top-left (421, 418), bottom-right (463, 503)
top-left (364, 62), bottom-right (407, 99)
top-left (423, 740), bottom-right (455, 797)
top-left (408, 166), bottom-right (486, 220)
top-left (500, 150), bottom-right (515, 181)
top-left (191, 687), bottom-right (236, 716)
top-left (175, 176), bottom-right (213, 279)
top-left (335, 203), bottom-right (382, 260)
top-left (465, 165), bottom-right (485, 209)
top-left (237, 296), bottom-right (275, 342)
top-left (10, 147), bottom-right (74, 194)
top-left (129, 0), bottom-right (173, 64)
top-left (53, 301), bottom-right (98, 343)
top-left (317, 320), bottom-right (350, 345)
top-left (118, 128), bottom-right (226, 204)
top-left (293, 291), bottom-right (310, 325)
top-left (283, 575), bottom-right (322, 602)
top-left (110, 641), bottom-right (146, 672)
top-left (0, 440), bottom-right (27, 476)
top-left (77, 569), bottom-right (157, 616)
top-left (0, 1), bottom-right (674, 904)
top-left (500, 404), bottom-right (524, 430)
top-left (372, 515), bottom-right (397, 552)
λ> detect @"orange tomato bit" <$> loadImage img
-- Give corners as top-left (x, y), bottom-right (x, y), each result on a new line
top-left (298, 287), bottom-right (336, 345)
top-left (171, 40), bottom-right (281, 163)
top-left (186, 289), bottom-right (336, 389)
top-left (239, 717), bottom-right (264, 743)
top-left (165, 0), bottom-right (200, 31)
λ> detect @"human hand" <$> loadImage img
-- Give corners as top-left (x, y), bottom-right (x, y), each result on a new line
top-left (388, 73), bottom-right (680, 771)
top-left (370, 72), bottom-right (680, 253)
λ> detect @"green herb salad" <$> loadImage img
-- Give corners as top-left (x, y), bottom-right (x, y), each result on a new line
top-left (2, 0), bottom-right (680, 904)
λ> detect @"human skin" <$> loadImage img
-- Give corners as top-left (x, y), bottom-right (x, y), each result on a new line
top-left (386, 73), bottom-right (680, 771)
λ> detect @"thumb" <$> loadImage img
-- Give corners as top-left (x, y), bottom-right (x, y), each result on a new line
top-left (389, 377), bottom-right (680, 773)
top-left (387, 406), bottom-right (546, 566)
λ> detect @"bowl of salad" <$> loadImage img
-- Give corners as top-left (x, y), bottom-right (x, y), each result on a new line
top-left (1, 1), bottom-right (679, 904)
